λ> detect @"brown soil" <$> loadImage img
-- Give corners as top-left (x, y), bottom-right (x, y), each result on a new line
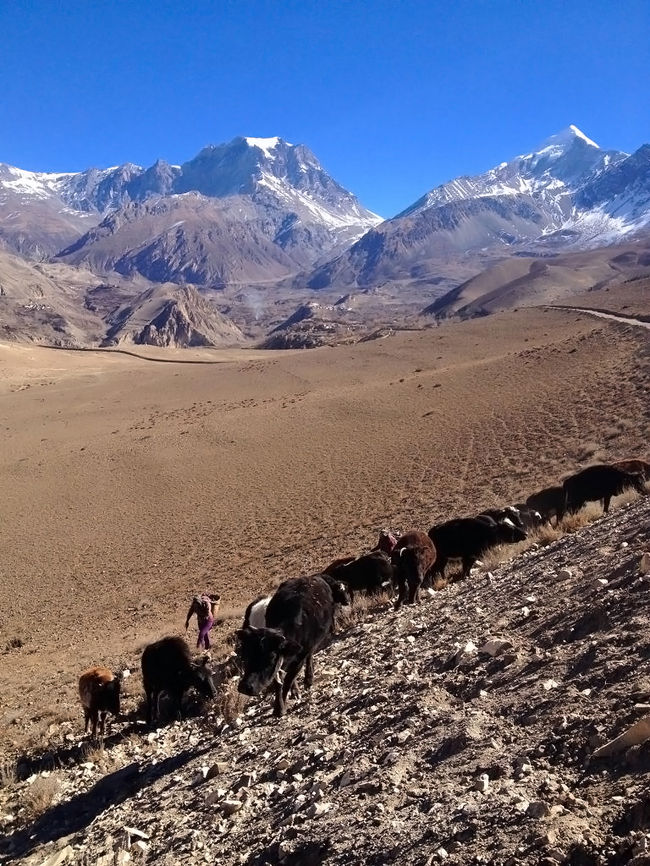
top-left (0, 306), bottom-right (648, 758)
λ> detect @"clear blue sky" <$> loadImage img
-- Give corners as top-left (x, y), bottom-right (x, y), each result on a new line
top-left (1, 0), bottom-right (648, 217)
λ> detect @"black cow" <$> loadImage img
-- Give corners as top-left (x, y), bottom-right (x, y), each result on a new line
top-left (513, 503), bottom-right (544, 531)
top-left (428, 516), bottom-right (526, 581)
top-left (525, 486), bottom-right (565, 526)
top-left (141, 636), bottom-right (217, 724)
top-left (237, 573), bottom-right (348, 717)
top-left (563, 464), bottom-right (646, 516)
top-left (392, 531), bottom-right (437, 610)
top-left (478, 506), bottom-right (525, 530)
top-left (324, 551), bottom-right (393, 602)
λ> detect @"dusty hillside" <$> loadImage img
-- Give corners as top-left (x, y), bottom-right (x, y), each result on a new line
top-left (2, 496), bottom-right (650, 866)
top-left (425, 239), bottom-right (650, 319)
top-left (0, 305), bottom-right (648, 758)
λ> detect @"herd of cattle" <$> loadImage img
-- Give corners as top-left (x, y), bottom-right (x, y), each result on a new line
top-left (79, 458), bottom-right (649, 735)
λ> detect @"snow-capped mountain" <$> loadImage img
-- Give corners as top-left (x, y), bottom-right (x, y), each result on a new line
top-left (0, 137), bottom-right (381, 281)
top-left (307, 126), bottom-right (650, 290)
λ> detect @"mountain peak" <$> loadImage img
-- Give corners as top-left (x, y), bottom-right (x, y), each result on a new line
top-left (538, 125), bottom-right (599, 152)
top-left (243, 136), bottom-right (287, 158)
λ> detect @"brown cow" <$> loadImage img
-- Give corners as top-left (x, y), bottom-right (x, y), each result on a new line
top-left (612, 459), bottom-right (650, 482)
top-left (392, 531), bottom-right (436, 610)
top-left (79, 666), bottom-right (121, 742)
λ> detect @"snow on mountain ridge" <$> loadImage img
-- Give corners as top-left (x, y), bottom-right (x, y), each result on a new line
top-left (537, 124), bottom-right (599, 151)
top-left (398, 126), bottom-right (627, 222)
top-left (244, 136), bottom-right (285, 157)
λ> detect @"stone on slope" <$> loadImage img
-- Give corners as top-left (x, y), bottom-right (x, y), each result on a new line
top-left (592, 714), bottom-right (650, 758)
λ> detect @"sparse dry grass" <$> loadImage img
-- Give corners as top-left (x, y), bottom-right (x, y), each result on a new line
top-left (335, 592), bottom-right (392, 631)
top-left (22, 773), bottom-right (60, 819)
top-left (0, 760), bottom-right (17, 789)
top-left (558, 503), bottom-right (603, 533)
top-left (215, 677), bottom-right (247, 726)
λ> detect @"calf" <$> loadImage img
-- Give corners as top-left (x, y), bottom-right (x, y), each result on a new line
top-left (428, 516), bottom-right (526, 581)
top-left (141, 636), bottom-right (216, 724)
top-left (526, 486), bottom-right (565, 526)
top-left (237, 573), bottom-right (347, 717)
top-left (78, 666), bottom-right (121, 742)
top-left (563, 464), bottom-right (646, 516)
top-left (392, 531), bottom-right (437, 610)
top-left (612, 459), bottom-right (650, 482)
top-left (325, 551), bottom-right (393, 602)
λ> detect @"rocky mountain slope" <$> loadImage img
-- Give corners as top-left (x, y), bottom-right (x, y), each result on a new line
top-left (0, 249), bottom-right (245, 348)
top-left (307, 126), bottom-right (650, 292)
top-left (0, 137), bottom-right (380, 287)
top-left (2, 495), bottom-right (650, 866)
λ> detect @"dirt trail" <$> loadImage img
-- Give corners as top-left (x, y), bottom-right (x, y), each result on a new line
top-left (548, 306), bottom-right (650, 330)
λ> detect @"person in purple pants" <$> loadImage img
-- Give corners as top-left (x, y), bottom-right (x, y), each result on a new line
top-left (185, 593), bottom-right (221, 650)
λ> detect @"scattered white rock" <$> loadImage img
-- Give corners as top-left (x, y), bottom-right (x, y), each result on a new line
top-left (39, 846), bottom-right (74, 866)
top-left (124, 827), bottom-right (149, 841)
top-left (543, 679), bottom-right (560, 691)
top-left (479, 638), bottom-right (513, 657)
top-left (306, 801), bottom-right (332, 818)
top-left (220, 799), bottom-right (243, 817)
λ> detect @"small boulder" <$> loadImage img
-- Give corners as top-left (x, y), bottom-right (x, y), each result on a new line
top-left (479, 638), bottom-right (513, 658)
top-left (593, 713), bottom-right (650, 758)
top-left (527, 800), bottom-right (551, 819)
top-left (220, 799), bottom-right (243, 817)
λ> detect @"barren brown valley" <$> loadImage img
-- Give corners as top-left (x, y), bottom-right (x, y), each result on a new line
top-left (0, 304), bottom-right (648, 758)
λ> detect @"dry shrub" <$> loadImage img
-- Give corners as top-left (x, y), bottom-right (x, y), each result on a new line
top-left (215, 677), bottom-right (247, 726)
top-left (22, 773), bottom-right (60, 819)
top-left (1, 761), bottom-right (17, 788)
top-left (480, 541), bottom-right (529, 571)
top-left (558, 502), bottom-right (602, 533)
top-left (80, 742), bottom-right (106, 764)
top-left (533, 523), bottom-right (563, 547)
top-left (612, 488), bottom-right (645, 507)
top-left (574, 441), bottom-right (605, 464)
top-left (432, 574), bottom-right (449, 591)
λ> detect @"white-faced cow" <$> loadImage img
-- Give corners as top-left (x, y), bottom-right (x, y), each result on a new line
top-left (237, 573), bottom-right (348, 717)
